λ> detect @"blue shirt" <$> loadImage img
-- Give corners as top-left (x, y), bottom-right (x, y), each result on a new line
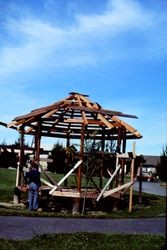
top-left (26, 168), bottom-right (41, 186)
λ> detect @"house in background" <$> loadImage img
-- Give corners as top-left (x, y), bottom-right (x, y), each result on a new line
top-left (142, 155), bottom-right (160, 174)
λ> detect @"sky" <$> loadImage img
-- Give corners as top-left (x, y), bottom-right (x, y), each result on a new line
top-left (0, 0), bottom-right (167, 156)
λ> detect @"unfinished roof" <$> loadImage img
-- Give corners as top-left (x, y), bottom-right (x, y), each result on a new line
top-left (0, 121), bottom-right (17, 130)
top-left (8, 92), bottom-right (142, 140)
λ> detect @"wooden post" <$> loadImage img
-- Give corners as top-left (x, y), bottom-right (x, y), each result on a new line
top-left (139, 162), bottom-right (143, 204)
top-left (66, 131), bottom-right (70, 148)
top-left (65, 131), bottom-right (71, 186)
top-left (49, 160), bottom-right (83, 194)
top-left (15, 164), bottom-right (20, 187)
top-left (129, 142), bottom-right (135, 213)
top-left (116, 128), bottom-right (122, 187)
top-left (96, 158), bottom-right (121, 202)
top-left (19, 126), bottom-right (25, 185)
top-left (121, 130), bottom-right (126, 185)
top-left (100, 129), bottom-right (105, 189)
top-left (75, 123), bottom-right (85, 212)
top-left (78, 124), bottom-right (85, 191)
top-left (120, 158), bottom-right (125, 185)
top-left (117, 127), bottom-right (122, 153)
top-left (99, 157), bottom-right (103, 189)
top-left (13, 126), bottom-right (25, 204)
top-left (34, 122), bottom-right (41, 162)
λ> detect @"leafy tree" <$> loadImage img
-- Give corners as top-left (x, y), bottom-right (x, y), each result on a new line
top-left (65, 145), bottom-right (78, 165)
top-left (47, 142), bottom-right (66, 173)
top-left (14, 137), bottom-right (30, 148)
top-left (83, 138), bottom-right (116, 177)
top-left (156, 144), bottom-right (167, 182)
top-left (47, 141), bottom-right (80, 173)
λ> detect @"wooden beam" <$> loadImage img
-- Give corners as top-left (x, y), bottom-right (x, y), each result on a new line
top-left (50, 188), bottom-right (120, 199)
top-left (116, 153), bottom-right (129, 159)
top-left (63, 118), bottom-right (104, 125)
top-left (34, 122), bottom-right (41, 162)
top-left (42, 171), bottom-right (57, 186)
top-left (96, 161), bottom-right (121, 202)
top-left (129, 142), bottom-right (135, 213)
top-left (24, 117), bottom-right (36, 124)
top-left (75, 94), bottom-right (88, 125)
top-left (50, 189), bottom-right (97, 198)
top-left (40, 178), bottom-right (54, 188)
top-left (112, 116), bottom-right (142, 138)
top-left (49, 160), bottom-right (83, 195)
top-left (7, 121), bottom-right (17, 128)
top-left (122, 177), bottom-right (137, 194)
top-left (79, 95), bottom-right (93, 108)
top-left (103, 181), bottom-right (133, 198)
top-left (64, 118), bottom-right (83, 123)
top-left (42, 109), bottom-right (58, 118)
top-left (51, 190), bottom-right (81, 198)
top-left (97, 114), bottom-right (114, 128)
top-left (25, 127), bottom-right (34, 134)
top-left (15, 119), bottom-right (26, 126)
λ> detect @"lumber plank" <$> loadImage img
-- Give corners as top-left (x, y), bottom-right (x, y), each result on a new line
top-left (96, 163), bottom-right (121, 202)
top-left (103, 181), bottom-right (133, 198)
top-left (49, 160), bottom-right (83, 195)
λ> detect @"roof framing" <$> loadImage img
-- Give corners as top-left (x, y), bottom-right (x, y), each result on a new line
top-left (7, 92), bottom-right (142, 140)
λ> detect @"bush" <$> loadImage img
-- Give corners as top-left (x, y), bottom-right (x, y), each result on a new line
top-left (156, 144), bottom-right (167, 182)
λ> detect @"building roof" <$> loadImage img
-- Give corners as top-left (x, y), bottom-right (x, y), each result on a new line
top-left (143, 155), bottom-right (160, 166)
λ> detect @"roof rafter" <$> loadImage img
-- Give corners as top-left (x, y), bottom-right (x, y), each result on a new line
top-left (6, 92), bottom-right (142, 140)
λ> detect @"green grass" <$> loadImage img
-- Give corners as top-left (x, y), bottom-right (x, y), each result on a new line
top-left (0, 233), bottom-right (166, 250)
top-left (0, 168), bottom-right (16, 202)
top-left (0, 168), bottom-right (166, 249)
top-left (0, 168), bottom-right (166, 218)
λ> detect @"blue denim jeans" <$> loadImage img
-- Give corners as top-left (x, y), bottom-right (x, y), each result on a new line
top-left (28, 182), bottom-right (40, 211)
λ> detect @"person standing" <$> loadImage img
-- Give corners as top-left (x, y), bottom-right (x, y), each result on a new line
top-left (26, 161), bottom-right (41, 211)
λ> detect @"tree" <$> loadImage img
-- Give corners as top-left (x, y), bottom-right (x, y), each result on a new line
top-left (83, 138), bottom-right (116, 177)
top-left (156, 144), bottom-right (167, 182)
top-left (47, 142), bottom-right (66, 173)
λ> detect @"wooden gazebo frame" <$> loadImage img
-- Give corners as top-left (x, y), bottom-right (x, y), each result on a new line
top-left (8, 92), bottom-right (142, 211)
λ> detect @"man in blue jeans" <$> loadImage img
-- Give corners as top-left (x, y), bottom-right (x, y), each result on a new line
top-left (26, 161), bottom-right (41, 211)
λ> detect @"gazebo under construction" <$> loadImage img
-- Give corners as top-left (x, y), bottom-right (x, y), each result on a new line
top-left (8, 92), bottom-right (142, 212)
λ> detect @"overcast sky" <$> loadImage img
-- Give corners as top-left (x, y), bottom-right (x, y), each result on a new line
top-left (0, 0), bottom-right (167, 155)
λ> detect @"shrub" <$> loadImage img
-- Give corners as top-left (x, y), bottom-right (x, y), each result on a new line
top-left (156, 144), bottom-right (167, 182)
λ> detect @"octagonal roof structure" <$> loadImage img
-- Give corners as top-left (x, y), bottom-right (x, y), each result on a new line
top-left (8, 92), bottom-right (142, 140)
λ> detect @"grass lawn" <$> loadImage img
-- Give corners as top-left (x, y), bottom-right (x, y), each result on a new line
top-left (0, 168), bottom-right (166, 249)
top-left (0, 167), bottom-right (166, 218)
top-left (0, 233), bottom-right (166, 250)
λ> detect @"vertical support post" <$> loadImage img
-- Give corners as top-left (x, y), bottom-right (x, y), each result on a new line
top-left (122, 131), bottom-right (126, 153)
top-left (121, 130), bottom-right (126, 185)
top-left (18, 126), bottom-right (25, 185)
top-left (78, 124), bottom-right (85, 191)
top-left (100, 128), bottom-right (105, 189)
top-left (139, 162), bottom-right (143, 204)
top-left (117, 128), bottom-right (122, 153)
top-left (116, 128), bottom-right (122, 187)
top-left (15, 164), bottom-right (20, 187)
top-left (120, 158), bottom-right (124, 185)
top-left (66, 131), bottom-right (70, 148)
top-left (129, 141), bottom-right (135, 213)
top-left (99, 155), bottom-right (103, 189)
top-left (64, 131), bottom-right (70, 186)
top-left (14, 126), bottom-right (25, 204)
top-left (34, 122), bottom-right (41, 162)
top-left (75, 124), bottom-right (85, 213)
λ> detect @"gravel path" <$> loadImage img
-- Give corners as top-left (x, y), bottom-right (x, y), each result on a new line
top-left (0, 216), bottom-right (166, 240)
